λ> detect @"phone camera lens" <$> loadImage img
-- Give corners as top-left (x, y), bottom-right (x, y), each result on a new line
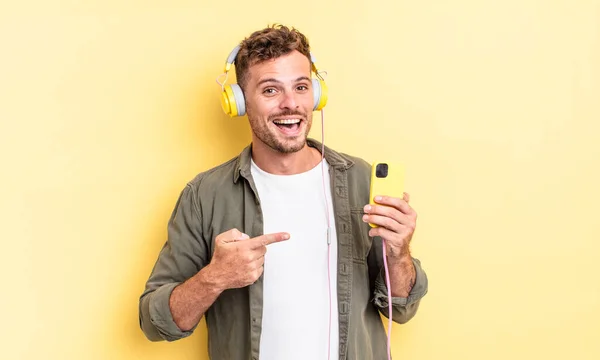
top-left (376, 163), bottom-right (388, 178)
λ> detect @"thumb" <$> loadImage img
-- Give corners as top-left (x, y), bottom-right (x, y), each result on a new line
top-left (219, 228), bottom-right (250, 244)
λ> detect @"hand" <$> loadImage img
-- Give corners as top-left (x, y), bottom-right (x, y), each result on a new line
top-left (208, 228), bottom-right (290, 290)
top-left (363, 192), bottom-right (417, 260)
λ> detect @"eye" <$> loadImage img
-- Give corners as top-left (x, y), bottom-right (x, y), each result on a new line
top-left (297, 85), bottom-right (309, 91)
top-left (263, 88), bottom-right (277, 95)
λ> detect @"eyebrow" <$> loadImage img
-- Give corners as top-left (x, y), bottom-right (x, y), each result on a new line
top-left (257, 76), bottom-right (311, 86)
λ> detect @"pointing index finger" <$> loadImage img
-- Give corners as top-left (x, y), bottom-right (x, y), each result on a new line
top-left (250, 232), bottom-right (290, 247)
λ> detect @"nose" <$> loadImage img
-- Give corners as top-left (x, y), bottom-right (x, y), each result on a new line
top-left (279, 90), bottom-right (299, 110)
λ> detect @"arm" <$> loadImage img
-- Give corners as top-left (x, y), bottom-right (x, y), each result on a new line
top-left (168, 265), bottom-right (224, 331)
top-left (367, 237), bottom-right (428, 324)
top-left (364, 193), bottom-right (428, 324)
top-left (386, 254), bottom-right (416, 298)
top-left (139, 184), bottom-right (290, 341)
top-left (139, 184), bottom-right (210, 341)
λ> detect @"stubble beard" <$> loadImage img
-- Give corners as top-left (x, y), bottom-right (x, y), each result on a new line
top-left (249, 110), bottom-right (313, 154)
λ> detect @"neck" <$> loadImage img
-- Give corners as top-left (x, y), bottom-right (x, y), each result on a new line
top-left (251, 139), bottom-right (322, 175)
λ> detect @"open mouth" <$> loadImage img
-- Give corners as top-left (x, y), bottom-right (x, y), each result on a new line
top-left (273, 118), bottom-right (302, 135)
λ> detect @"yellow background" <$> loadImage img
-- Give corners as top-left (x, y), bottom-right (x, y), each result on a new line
top-left (1, 1), bottom-right (599, 359)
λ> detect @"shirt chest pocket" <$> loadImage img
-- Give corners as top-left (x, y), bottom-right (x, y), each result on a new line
top-left (350, 208), bottom-right (372, 263)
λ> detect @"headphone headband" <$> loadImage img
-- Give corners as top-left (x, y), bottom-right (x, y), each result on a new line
top-left (224, 45), bottom-right (241, 72)
top-left (223, 45), bottom-right (320, 74)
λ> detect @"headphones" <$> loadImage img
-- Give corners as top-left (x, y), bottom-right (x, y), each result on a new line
top-left (219, 45), bottom-right (328, 117)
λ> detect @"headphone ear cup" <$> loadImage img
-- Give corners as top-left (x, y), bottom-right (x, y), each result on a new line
top-left (221, 83), bottom-right (246, 117)
top-left (312, 79), bottom-right (328, 111)
top-left (230, 83), bottom-right (246, 116)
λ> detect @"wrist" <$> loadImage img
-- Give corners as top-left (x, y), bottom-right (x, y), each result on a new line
top-left (194, 264), bottom-right (226, 296)
top-left (384, 257), bottom-right (416, 297)
top-left (387, 253), bottom-right (412, 267)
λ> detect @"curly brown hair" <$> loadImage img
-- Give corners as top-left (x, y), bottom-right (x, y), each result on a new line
top-left (234, 24), bottom-right (312, 90)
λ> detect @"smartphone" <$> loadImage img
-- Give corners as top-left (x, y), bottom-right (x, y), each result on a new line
top-left (369, 162), bottom-right (405, 228)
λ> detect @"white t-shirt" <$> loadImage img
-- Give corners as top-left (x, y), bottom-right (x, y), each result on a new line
top-left (251, 158), bottom-right (339, 360)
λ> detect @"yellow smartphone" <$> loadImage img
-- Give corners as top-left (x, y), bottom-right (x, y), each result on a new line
top-left (369, 161), bottom-right (405, 228)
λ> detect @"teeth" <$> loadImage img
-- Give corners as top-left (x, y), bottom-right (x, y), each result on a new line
top-left (274, 119), bottom-right (300, 125)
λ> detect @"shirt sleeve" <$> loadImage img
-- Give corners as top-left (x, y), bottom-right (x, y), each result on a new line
top-left (138, 184), bottom-right (209, 341)
top-left (368, 237), bottom-right (429, 324)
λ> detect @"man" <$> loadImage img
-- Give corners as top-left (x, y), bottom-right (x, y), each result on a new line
top-left (139, 24), bottom-right (428, 360)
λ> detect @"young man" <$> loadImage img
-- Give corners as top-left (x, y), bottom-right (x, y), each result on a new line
top-left (139, 24), bottom-right (428, 360)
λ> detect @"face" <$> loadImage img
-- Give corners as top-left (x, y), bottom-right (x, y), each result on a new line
top-left (243, 50), bottom-right (314, 154)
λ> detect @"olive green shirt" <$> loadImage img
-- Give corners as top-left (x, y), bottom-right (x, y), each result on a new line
top-left (139, 139), bottom-right (428, 360)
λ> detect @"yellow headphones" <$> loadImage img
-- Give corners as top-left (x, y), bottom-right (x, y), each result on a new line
top-left (219, 45), bottom-right (328, 117)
